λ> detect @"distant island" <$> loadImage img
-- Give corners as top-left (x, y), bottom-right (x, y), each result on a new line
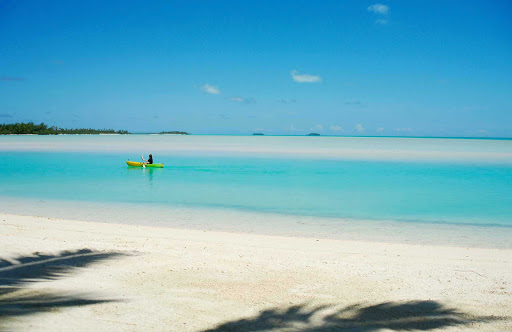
top-left (158, 131), bottom-right (189, 135)
top-left (0, 122), bottom-right (129, 135)
top-left (307, 133), bottom-right (320, 136)
top-left (252, 133), bottom-right (264, 135)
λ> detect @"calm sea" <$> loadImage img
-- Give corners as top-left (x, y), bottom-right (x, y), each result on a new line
top-left (1, 135), bottom-right (511, 247)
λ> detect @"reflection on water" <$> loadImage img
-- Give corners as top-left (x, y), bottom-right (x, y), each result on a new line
top-left (144, 168), bottom-right (154, 183)
top-left (127, 166), bottom-right (161, 186)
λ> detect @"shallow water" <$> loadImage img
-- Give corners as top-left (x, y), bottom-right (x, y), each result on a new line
top-left (1, 135), bottom-right (512, 247)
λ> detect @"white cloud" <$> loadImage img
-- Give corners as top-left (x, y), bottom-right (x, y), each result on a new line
top-left (376, 127), bottom-right (384, 132)
top-left (330, 125), bottom-right (343, 131)
top-left (395, 128), bottom-right (412, 132)
top-left (201, 83), bottom-right (220, 94)
top-left (288, 124), bottom-right (305, 132)
top-left (277, 98), bottom-right (296, 104)
top-left (367, 4), bottom-right (389, 15)
top-left (355, 124), bottom-right (364, 132)
top-left (230, 96), bottom-right (256, 104)
top-left (291, 70), bottom-right (322, 83)
top-left (375, 19), bottom-right (388, 25)
top-left (311, 124), bottom-right (323, 131)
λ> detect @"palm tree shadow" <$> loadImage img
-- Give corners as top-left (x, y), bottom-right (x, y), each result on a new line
top-left (204, 301), bottom-right (506, 331)
top-left (0, 249), bottom-right (126, 323)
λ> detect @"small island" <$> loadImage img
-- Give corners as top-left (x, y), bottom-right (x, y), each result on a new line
top-left (307, 133), bottom-right (320, 136)
top-left (252, 133), bottom-right (264, 135)
top-left (158, 131), bottom-right (189, 135)
top-left (0, 122), bottom-right (130, 135)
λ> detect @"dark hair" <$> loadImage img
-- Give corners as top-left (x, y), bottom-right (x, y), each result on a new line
top-left (149, 154), bottom-right (152, 157)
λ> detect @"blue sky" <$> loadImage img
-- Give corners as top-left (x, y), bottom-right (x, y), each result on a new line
top-left (1, 0), bottom-right (511, 136)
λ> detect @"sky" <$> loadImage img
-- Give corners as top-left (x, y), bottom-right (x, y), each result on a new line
top-left (1, 0), bottom-right (511, 136)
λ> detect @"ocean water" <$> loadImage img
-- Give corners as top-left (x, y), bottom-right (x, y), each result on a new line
top-left (1, 135), bottom-right (512, 247)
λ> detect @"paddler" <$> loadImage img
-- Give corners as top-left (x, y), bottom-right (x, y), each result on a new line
top-left (142, 154), bottom-right (153, 165)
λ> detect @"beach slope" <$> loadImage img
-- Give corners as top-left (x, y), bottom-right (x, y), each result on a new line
top-left (1, 213), bottom-right (511, 331)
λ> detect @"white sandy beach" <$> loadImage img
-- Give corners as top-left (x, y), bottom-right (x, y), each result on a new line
top-left (1, 213), bottom-right (511, 331)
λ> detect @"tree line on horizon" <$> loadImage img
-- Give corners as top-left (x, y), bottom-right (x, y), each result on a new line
top-left (158, 131), bottom-right (189, 135)
top-left (0, 122), bottom-right (130, 135)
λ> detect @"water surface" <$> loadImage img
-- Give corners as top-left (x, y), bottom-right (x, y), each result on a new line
top-left (1, 135), bottom-right (511, 247)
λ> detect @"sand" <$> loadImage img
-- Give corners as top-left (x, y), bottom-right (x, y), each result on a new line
top-left (1, 213), bottom-right (511, 331)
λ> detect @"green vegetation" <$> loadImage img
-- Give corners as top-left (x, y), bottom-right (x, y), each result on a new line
top-left (0, 122), bottom-right (130, 135)
top-left (158, 131), bottom-right (189, 135)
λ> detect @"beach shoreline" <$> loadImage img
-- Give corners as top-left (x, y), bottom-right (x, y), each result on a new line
top-left (3, 196), bottom-right (512, 250)
top-left (1, 212), bottom-right (511, 331)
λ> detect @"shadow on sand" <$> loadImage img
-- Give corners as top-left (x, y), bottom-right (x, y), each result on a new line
top-left (203, 301), bottom-right (505, 331)
top-left (0, 248), bottom-right (125, 323)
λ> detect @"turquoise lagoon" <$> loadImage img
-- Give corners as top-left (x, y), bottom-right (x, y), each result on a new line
top-left (1, 135), bottom-right (512, 247)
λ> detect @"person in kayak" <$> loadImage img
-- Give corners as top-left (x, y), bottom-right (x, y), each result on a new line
top-left (142, 154), bottom-right (153, 165)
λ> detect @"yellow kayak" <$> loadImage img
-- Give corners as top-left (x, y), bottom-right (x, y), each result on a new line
top-left (126, 161), bottom-right (164, 168)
